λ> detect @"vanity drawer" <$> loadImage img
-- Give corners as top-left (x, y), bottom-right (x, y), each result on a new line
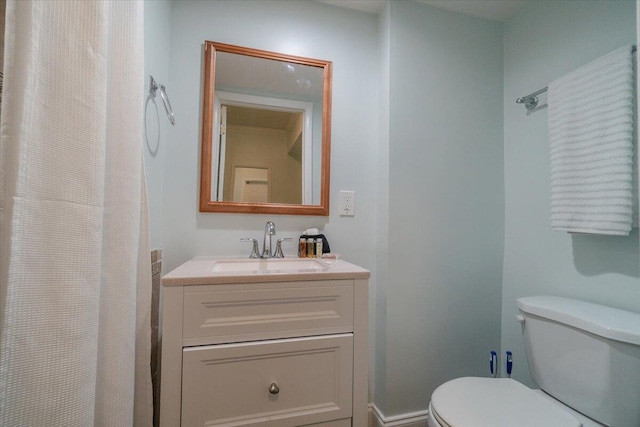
top-left (301, 420), bottom-right (351, 427)
top-left (181, 334), bottom-right (353, 427)
top-left (182, 281), bottom-right (354, 346)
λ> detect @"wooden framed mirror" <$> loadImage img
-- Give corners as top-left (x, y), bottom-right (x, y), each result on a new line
top-left (199, 41), bottom-right (332, 215)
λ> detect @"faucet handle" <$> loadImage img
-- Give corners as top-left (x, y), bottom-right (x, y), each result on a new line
top-left (240, 238), bottom-right (260, 259)
top-left (273, 238), bottom-right (292, 258)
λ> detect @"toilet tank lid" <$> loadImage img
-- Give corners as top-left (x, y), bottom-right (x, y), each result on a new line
top-left (517, 296), bottom-right (640, 345)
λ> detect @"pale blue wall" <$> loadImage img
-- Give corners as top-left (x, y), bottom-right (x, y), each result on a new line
top-left (502, 0), bottom-right (639, 386)
top-left (147, 0), bottom-right (640, 421)
top-left (374, 2), bottom-right (391, 411)
top-left (162, 0), bottom-right (379, 275)
top-left (143, 0), bottom-right (171, 250)
top-left (380, 1), bottom-right (505, 417)
top-left (161, 0), bottom-right (381, 399)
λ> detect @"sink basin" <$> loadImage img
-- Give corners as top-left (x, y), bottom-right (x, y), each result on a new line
top-left (210, 258), bottom-right (330, 274)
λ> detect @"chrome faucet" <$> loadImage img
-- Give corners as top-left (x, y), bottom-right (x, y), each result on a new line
top-left (261, 221), bottom-right (276, 258)
top-left (241, 221), bottom-right (292, 258)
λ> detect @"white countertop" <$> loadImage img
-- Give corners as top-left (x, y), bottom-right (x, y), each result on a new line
top-left (162, 256), bottom-right (370, 286)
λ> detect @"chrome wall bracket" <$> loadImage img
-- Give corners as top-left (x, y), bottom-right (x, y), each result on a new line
top-left (149, 75), bottom-right (175, 125)
top-left (515, 86), bottom-right (548, 111)
top-left (516, 95), bottom-right (539, 110)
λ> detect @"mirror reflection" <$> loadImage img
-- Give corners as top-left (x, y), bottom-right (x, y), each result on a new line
top-left (220, 104), bottom-right (304, 204)
top-left (200, 41), bottom-right (332, 215)
top-left (214, 91), bottom-right (315, 204)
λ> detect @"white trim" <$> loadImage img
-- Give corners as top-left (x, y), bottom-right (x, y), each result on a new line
top-left (370, 403), bottom-right (430, 427)
top-left (368, 403), bottom-right (374, 427)
top-left (216, 105), bottom-right (227, 200)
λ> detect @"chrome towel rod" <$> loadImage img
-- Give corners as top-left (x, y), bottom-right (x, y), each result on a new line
top-left (516, 45), bottom-right (637, 111)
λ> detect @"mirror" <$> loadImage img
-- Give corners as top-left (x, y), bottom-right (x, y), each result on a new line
top-left (199, 41), bottom-right (332, 215)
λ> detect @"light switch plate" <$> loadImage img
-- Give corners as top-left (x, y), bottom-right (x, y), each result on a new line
top-left (339, 191), bottom-right (355, 216)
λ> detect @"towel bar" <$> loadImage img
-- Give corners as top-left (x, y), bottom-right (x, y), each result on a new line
top-left (515, 45), bottom-right (637, 111)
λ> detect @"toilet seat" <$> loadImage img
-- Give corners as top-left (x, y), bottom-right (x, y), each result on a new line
top-left (429, 377), bottom-right (582, 427)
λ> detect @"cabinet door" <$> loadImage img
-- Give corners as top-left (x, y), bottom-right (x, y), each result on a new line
top-left (181, 334), bottom-right (353, 427)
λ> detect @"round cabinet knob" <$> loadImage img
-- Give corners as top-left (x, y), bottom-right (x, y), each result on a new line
top-left (268, 383), bottom-right (280, 395)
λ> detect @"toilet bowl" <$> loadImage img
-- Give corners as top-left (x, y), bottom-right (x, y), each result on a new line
top-left (427, 377), bottom-right (601, 427)
top-left (427, 296), bottom-right (640, 427)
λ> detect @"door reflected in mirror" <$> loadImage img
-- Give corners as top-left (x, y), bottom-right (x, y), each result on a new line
top-left (200, 41), bottom-right (332, 215)
top-left (214, 92), bottom-right (313, 205)
top-left (221, 105), bottom-right (303, 204)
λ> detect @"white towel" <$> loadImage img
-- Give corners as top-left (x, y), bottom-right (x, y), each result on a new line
top-left (548, 46), bottom-right (634, 235)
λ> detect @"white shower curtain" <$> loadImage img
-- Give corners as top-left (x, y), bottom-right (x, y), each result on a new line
top-left (0, 1), bottom-right (152, 426)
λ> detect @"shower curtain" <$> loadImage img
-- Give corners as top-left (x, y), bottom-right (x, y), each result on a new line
top-left (0, 1), bottom-right (152, 425)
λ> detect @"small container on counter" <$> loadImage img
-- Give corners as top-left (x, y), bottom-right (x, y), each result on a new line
top-left (315, 239), bottom-right (323, 258)
top-left (306, 238), bottom-right (315, 257)
top-left (299, 237), bottom-right (307, 258)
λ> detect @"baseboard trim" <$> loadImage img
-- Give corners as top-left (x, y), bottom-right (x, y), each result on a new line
top-left (369, 403), bottom-right (429, 427)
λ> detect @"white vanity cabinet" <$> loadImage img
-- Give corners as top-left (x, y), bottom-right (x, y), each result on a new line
top-left (159, 258), bottom-right (369, 427)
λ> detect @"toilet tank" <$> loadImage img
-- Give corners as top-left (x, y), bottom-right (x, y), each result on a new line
top-left (517, 296), bottom-right (640, 427)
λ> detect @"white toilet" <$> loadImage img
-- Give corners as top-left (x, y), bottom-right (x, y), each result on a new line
top-left (428, 296), bottom-right (640, 427)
